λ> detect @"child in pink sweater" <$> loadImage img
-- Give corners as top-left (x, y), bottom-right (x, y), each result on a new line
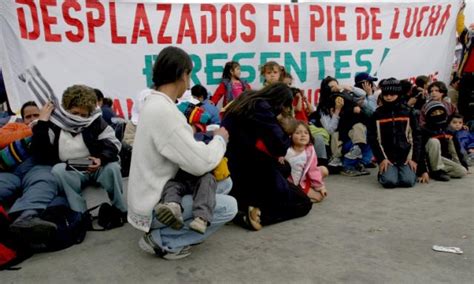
top-left (284, 121), bottom-right (329, 202)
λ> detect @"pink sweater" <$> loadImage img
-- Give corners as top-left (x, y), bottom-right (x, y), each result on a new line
top-left (287, 145), bottom-right (324, 194)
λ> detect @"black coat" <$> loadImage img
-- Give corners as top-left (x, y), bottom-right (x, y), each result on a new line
top-left (221, 101), bottom-right (311, 225)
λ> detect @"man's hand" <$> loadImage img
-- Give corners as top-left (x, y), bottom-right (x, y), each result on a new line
top-left (418, 172), bottom-right (430, 183)
top-left (406, 159), bottom-right (417, 172)
top-left (39, 102), bottom-right (55, 121)
top-left (87, 156), bottom-right (101, 173)
top-left (379, 159), bottom-right (392, 173)
top-left (362, 81), bottom-right (373, 96)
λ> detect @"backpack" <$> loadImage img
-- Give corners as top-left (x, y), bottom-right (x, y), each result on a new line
top-left (87, 203), bottom-right (126, 231)
top-left (38, 197), bottom-right (91, 252)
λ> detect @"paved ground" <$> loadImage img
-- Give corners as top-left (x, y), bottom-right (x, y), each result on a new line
top-left (2, 169), bottom-right (473, 283)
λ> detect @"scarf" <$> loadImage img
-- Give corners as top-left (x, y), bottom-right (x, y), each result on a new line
top-left (21, 66), bottom-right (101, 133)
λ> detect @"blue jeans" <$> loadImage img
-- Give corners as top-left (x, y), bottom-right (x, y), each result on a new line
top-left (148, 179), bottom-right (237, 253)
top-left (52, 162), bottom-right (126, 213)
top-left (0, 157), bottom-right (58, 216)
top-left (342, 142), bottom-right (373, 169)
top-left (378, 164), bottom-right (416, 189)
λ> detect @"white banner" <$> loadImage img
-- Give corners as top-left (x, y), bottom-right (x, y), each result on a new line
top-left (0, 0), bottom-right (461, 118)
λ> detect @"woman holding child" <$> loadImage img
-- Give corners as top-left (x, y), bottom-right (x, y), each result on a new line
top-left (222, 82), bottom-right (313, 230)
top-left (127, 46), bottom-right (237, 260)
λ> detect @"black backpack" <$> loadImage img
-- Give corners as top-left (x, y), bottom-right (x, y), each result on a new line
top-left (39, 197), bottom-right (91, 252)
top-left (87, 203), bottom-right (126, 231)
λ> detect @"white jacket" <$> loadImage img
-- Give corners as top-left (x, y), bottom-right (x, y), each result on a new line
top-left (127, 90), bottom-right (226, 231)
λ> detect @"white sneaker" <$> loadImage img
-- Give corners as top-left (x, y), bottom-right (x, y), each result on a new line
top-left (155, 202), bottom-right (184, 230)
top-left (328, 157), bottom-right (343, 167)
top-left (189, 217), bottom-right (208, 234)
top-left (344, 145), bottom-right (362, 160)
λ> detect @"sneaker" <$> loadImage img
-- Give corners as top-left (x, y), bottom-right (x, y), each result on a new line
top-left (155, 202), bottom-right (184, 230)
top-left (139, 233), bottom-right (192, 260)
top-left (340, 168), bottom-right (364, 177)
top-left (344, 145), bottom-right (362, 160)
top-left (328, 157), bottom-right (343, 167)
top-left (9, 216), bottom-right (57, 244)
top-left (430, 170), bottom-right (450, 181)
top-left (189, 217), bottom-right (208, 234)
top-left (356, 163), bottom-right (370, 176)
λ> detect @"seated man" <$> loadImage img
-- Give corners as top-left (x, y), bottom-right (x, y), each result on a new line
top-left (0, 101), bottom-right (58, 242)
top-left (31, 85), bottom-right (127, 216)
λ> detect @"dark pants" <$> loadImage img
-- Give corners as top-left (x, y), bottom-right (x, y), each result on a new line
top-left (160, 172), bottom-right (216, 222)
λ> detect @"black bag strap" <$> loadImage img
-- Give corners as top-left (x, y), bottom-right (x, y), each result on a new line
top-left (85, 203), bottom-right (106, 231)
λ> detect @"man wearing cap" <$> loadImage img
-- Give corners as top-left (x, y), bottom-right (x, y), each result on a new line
top-left (368, 78), bottom-right (426, 188)
top-left (354, 72), bottom-right (378, 116)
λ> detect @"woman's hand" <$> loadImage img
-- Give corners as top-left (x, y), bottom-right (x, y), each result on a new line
top-left (214, 127), bottom-right (229, 143)
top-left (39, 101), bottom-right (55, 121)
top-left (278, 157), bottom-right (286, 165)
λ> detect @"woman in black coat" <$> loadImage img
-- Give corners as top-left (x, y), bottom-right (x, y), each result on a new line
top-left (221, 83), bottom-right (312, 230)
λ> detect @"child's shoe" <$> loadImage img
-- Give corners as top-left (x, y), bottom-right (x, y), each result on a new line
top-left (155, 202), bottom-right (184, 230)
top-left (189, 217), bottom-right (208, 234)
top-left (344, 145), bottom-right (362, 160)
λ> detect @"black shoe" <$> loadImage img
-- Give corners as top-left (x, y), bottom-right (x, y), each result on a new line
top-left (430, 170), bottom-right (450, 181)
top-left (356, 163), bottom-right (371, 176)
top-left (364, 162), bottom-right (377, 169)
top-left (9, 216), bottom-right (57, 244)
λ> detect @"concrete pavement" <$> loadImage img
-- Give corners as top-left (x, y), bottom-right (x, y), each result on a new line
top-left (2, 169), bottom-right (473, 283)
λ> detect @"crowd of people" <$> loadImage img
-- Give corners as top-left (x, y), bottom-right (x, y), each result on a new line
top-left (0, 3), bottom-right (473, 264)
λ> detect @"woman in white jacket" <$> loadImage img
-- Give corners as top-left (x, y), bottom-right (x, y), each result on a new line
top-left (127, 46), bottom-right (237, 260)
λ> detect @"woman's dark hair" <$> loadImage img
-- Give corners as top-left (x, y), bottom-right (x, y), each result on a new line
top-left (290, 120), bottom-right (315, 145)
top-left (224, 82), bottom-right (293, 119)
top-left (318, 76), bottom-right (338, 115)
top-left (152, 46), bottom-right (193, 88)
top-left (427, 81), bottom-right (448, 96)
top-left (191, 84), bottom-right (208, 100)
top-left (222, 61), bottom-right (240, 80)
top-left (20, 101), bottom-right (37, 119)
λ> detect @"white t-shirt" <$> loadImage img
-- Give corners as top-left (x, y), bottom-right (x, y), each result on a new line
top-left (285, 147), bottom-right (307, 184)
